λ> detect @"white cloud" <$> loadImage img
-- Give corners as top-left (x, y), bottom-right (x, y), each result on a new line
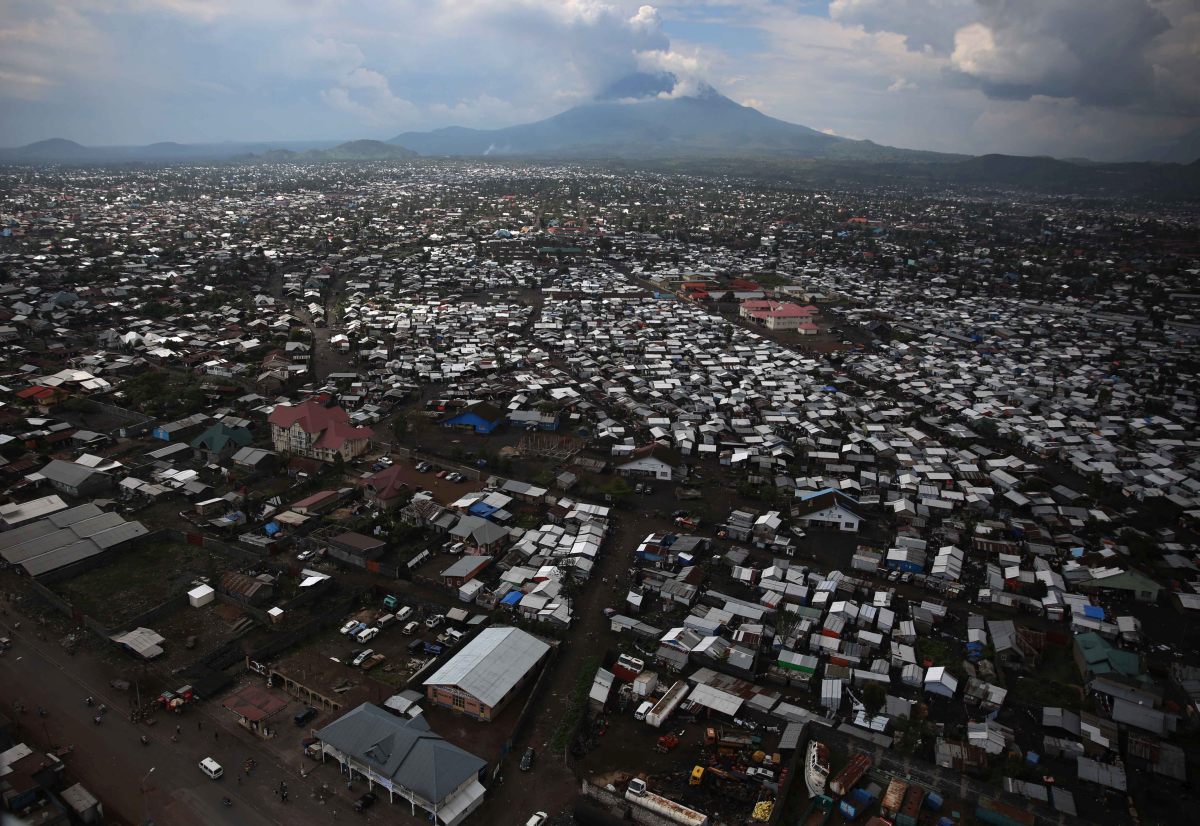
top-left (0, 0), bottom-right (1195, 158)
top-left (830, 0), bottom-right (975, 53)
top-left (951, 22), bottom-right (1081, 89)
top-left (320, 67), bottom-right (420, 127)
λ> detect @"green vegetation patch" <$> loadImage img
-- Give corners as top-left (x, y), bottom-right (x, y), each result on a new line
top-left (551, 654), bottom-right (600, 755)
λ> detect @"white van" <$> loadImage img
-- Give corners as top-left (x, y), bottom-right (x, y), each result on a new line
top-left (445, 628), bottom-right (466, 645)
top-left (199, 757), bottom-right (223, 780)
top-left (634, 701), bottom-right (653, 721)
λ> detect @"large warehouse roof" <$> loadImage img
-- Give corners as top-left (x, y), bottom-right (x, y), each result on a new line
top-left (423, 626), bottom-right (549, 708)
top-left (0, 504), bottom-right (147, 577)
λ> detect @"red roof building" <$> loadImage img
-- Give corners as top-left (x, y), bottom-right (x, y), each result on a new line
top-left (739, 300), bottom-right (818, 332)
top-left (268, 398), bottom-right (374, 462)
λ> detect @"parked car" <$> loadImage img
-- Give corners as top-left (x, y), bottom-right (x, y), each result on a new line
top-left (436, 470), bottom-right (449, 478)
top-left (519, 747), bottom-right (536, 772)
top-left (415, 461), bottom-right (432, 472)
top-left (351, 649), bottom-right (374, 667)
top-left (296, 549), bottom-right (315, 562)
top-left (339, 620), bottom-right (359, 635)
top-left (525, 813), bottom-right (547, 826)
top-left (355, 627), bottom-right (380, 644)
top-left (294, 707), bottom-right (318, 726)
top-left (425, 613), bottom-right (444, 629)
top-left (396, 606), bottom-right (414, 621)
top-left (346, 622), bottom-right (368, 638)
top-left (446, 472), bottom-right (465, 483)
top-left (354, 791), bottom-right (378, 812)
top-left (402, 620), bottom-right (420, 635)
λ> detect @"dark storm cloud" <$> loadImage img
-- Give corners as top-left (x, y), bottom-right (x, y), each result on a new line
top-left (950, 0), bottom-right (1174, 110)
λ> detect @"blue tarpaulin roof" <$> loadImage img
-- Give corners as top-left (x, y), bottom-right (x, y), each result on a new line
top-left (1083, 605), bottom-right (1105, 620)
top-left (501, 591), bottom-right (523, 606)
top-left (469, 502), bottom-right (498, 517)
top-left (264, 521), bottom-right (281, 536)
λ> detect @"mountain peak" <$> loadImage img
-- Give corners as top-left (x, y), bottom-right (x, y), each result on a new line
top-left (595, 72), bottom-right (677, 101)
top-left (594, 72), bottom-right (723, 103)
top-left (21, 138), bottom-right (86, 152)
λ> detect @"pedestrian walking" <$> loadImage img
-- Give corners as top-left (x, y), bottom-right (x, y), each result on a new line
top-left (214, 730), bottom-right (218, 740)
top-left (175, 724), bottom-right (181, 735)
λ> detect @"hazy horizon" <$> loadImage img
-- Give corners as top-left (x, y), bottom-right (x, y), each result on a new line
top-left (1, 1), bottom-right (1197, 161)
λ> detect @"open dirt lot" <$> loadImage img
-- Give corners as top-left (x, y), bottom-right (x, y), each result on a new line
top-left (54, 542), bottom-right (221, 627)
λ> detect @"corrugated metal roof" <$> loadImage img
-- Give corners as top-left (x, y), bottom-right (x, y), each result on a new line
top-left (1076, 755), bottom-right (1127, 791)
top-left (778, 721), bottom-right (804, 750)
top-left (424, 626), bottom-right (549, 707)
top-left (316, 703), bottom-right (484, 802)
top-left (688, 683), bottom-right (744, 717)
top-left (22, 540), bottom-right (103, 578)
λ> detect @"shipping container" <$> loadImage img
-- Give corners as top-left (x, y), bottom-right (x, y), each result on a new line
top-left (830, 753), bottom-right (873, 796)
top-left (976, 798), bottom-right (1035, 826)
top-left (881, 779), bottom-right (908, 817)
top-left (896, 785), bottom-right (925, 826)
top-left (838, 783), bottom-right (881, 821)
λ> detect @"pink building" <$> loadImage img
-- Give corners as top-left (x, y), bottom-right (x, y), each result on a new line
top-left (739, 300), bottom-right (818, 332)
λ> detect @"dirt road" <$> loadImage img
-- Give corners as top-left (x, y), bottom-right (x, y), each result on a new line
top-left (0, 603), bottom-right (399, 826)
top-left (470, 510), bottom-right (654, 826)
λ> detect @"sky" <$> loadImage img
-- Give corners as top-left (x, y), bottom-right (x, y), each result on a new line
top-left (0, 0), bottom-right (1197, 160)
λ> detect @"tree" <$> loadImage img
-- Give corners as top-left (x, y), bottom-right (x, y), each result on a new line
top-left (862, 682), bottom-right (887, 717)
top-left (600, 476), bottom-right (633, 502)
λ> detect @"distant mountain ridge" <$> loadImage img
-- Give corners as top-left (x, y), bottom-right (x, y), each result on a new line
top-left (0, 138), bottom-right (345, 164)
top-left (388, 78), bottom-right (962, 163)
top-left (1, 73), bottom-right (1196, 198)
top-left (231, 140), bottom-right (418, 163)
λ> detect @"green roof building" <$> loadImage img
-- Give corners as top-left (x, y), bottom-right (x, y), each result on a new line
top-left (1074, 632), bottom-right (1141, 680)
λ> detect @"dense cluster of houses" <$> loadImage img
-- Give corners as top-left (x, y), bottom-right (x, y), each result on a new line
top-left (0, 160), bottom-right (1196, 824)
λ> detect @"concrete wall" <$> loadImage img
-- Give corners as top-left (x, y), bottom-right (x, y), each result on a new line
top-left (579, 780), bottom-right (685, 826)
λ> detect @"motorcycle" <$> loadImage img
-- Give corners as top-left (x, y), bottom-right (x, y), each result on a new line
top-left (93, 716), bottom-right (102, 726)
top-left (222, 797), bottom-right (232, 808)
top-left (84, 697), bottom-right (94, 707)
top-left (140, 735), bottom-right (150, 746)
